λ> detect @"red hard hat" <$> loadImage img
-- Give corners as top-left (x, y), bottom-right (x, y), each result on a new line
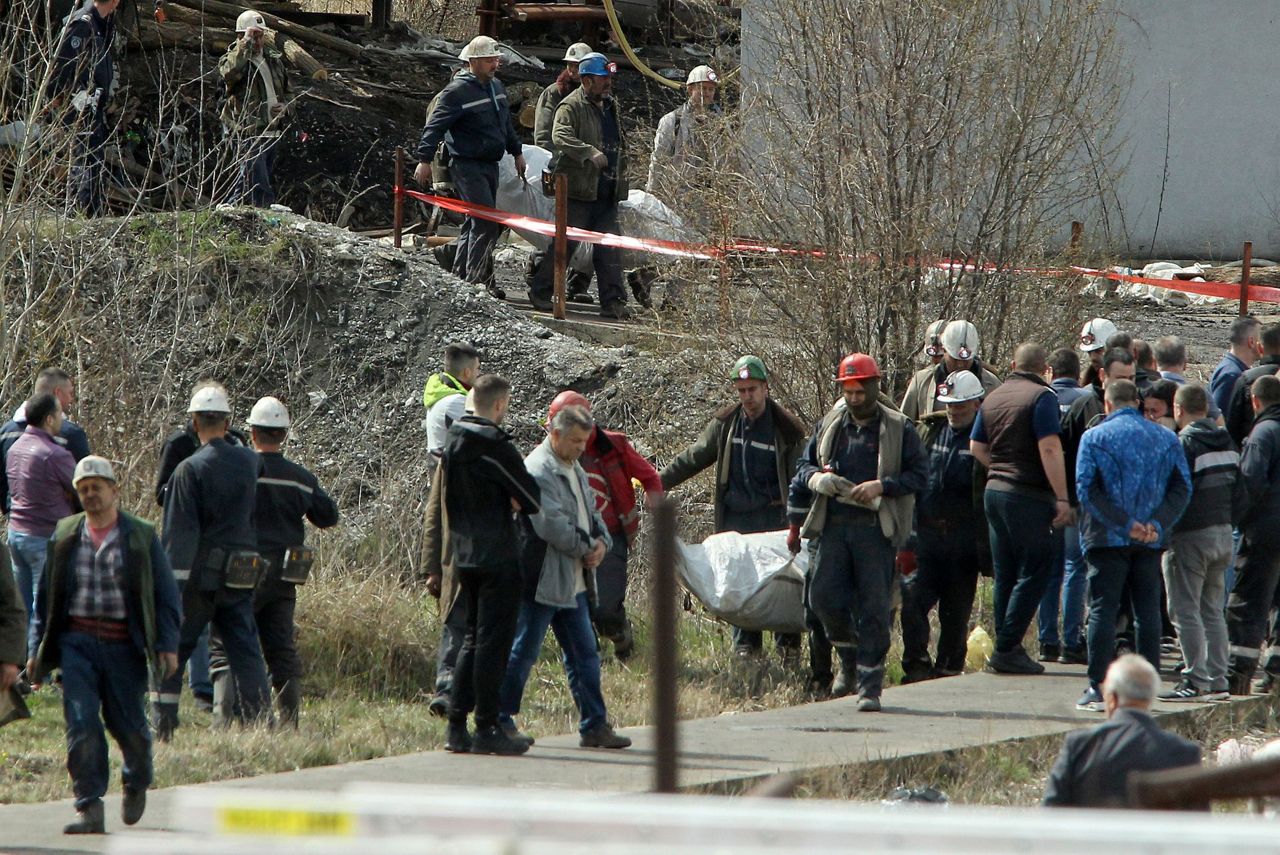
top-left (547, 390), bottom-right (592, 425)
top-left (833, 353), bottom-right (880, 385)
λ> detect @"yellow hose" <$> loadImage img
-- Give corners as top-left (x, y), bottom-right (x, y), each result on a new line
top-left (601, 0), bottom-right (683, 90)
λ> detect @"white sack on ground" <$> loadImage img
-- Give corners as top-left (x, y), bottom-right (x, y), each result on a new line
top-left (675, 529), bottom-right (806, 634)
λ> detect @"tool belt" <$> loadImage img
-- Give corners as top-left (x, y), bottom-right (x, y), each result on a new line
top-left (279, 546), bottom-right (315, 585)
top-left (223, 550), bottom-right (267, 590)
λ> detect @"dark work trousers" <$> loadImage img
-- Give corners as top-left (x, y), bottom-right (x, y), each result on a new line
top-left (720, 505), bottom-right (800, 653)
top-left (61, 632), bottom-right (152, 811)
top-left (984, 489), bottom-right (1062, 653)
top-left (449, 157), bottom-right (501, 286)
top-left (208, 574), bottom-right (302, 723)
top-left (1085, 545), bottom-right (1163, 687)
top-left (228, 137), bottom-right (279, 208)
top-left (72, 116), bottom-right (109, 216)
top-left (1227, 530), bottom-right (1280, 672)
top-left (449, 563), bottom-right (522, 730)
top-left (155, 585), bottom-right (271, 732)
top-left (1263, 585), bottom-right (1280, 677)
top-left (804, 538), bottom-right (833, 686)
top-left (434, 596), bottom-right (468, 694)
top-left (530, 197), bottom-right (626, 308)
top-left (901, 526), bottom-right (981, 675)
top-left (591, 535), bottom-right (630, 640)
top-left (809, 519), bottom-right (896, 697)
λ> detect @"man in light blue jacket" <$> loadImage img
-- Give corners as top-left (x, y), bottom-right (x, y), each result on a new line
top-left (497, 403), bottom-right (632, 750)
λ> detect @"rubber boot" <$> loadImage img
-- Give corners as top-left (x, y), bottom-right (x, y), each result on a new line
top-left (211, 668), bottom-right (239, 729)
top-left (277, 680), bottom-right (301, 728)
top-left (1228, 659), bottom-right (1257, 696)
top-left (64, 800), bottom-right (105, 834)
top-left (831, 648), bottom-right (858, 698)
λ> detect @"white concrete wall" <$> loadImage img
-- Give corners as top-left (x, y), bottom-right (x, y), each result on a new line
top-left (1103, 0), bottom-right (1280, 259)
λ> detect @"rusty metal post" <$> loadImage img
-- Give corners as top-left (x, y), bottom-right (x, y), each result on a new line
top-left (372, 0), bottom-right (391, 28)
top-left (1070, 221), bottom-right (1083, 256)
top-left (553, 173), bottom-right (568, 320)
top-left (1240, 240), bottom-right (1253, 317)
top-left (476, 0), bottom-right (499, 36)
top-left (652, 498), bottom-right (678, 794)
top-left (393, 147), bottom-right (405, 250)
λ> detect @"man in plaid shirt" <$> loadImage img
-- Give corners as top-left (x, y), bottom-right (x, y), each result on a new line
top-left (28, 457), bottom-right (180, 835)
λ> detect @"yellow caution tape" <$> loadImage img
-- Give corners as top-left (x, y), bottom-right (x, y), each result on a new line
top-left (216, 807), bottom-right (356, 836)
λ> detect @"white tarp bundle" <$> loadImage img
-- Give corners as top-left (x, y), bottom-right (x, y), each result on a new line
top-left (1082, 261), bottom-right (1220, 307)
top-left (497, 145), bottom-right (694, 270)
top-left (675, 529), bottom-right (807, 634)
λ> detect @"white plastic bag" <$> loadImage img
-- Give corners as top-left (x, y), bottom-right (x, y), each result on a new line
top-left (674, 530), bottom-right (807, 634)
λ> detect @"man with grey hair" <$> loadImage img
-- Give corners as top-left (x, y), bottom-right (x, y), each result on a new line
top-left (1043, 654), bottom-right (1201, 808)
top-left (497, 404), bottom-right (631, 750)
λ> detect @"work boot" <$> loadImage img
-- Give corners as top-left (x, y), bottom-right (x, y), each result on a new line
top-left (986, 647), bottom-right (1045, 675)
top-left (599, 301), bottom-right (630, 321)
top-left (567, 269), bottom-right (594, 303)
top-left (856, 694), bottom-right (882, 713)
top-left (900, 660), bottom-right (934, 685)
top-left (1228, 662), bottom-right (1257, 696)
top-left (500, 720), bottom-right (535, 747)
top-left (427, 690), bottom-right (451, 718)
top-left (627, 269), bottom-right (653, 309)
top-left (122, 786), bottom-right (146, 826)
top-left (1255, 672), bottom-right (1280, 695)
top-left (579, 722), bottom-right (631, 749)
top-left (444, 718), bottom-right (472, 753)
top-left (1057, 646), bottom-right (1088, 665)
top-left (471, 724), bottom-right (530, 756)
top-left (611, 624), bottom-right (635, 662)
top-left (64, 800), bottom-right (105, 834)
top-left (153, 704), bottom-right (178, 743)
top-left (1039, 643), bottom-right (1061, 663)
top-left (831, 649), bottom-right (859, 698)
top-left (277, 680), bottom-right (301, 729)
top-left (485, 283), bottom-right (507, 300)
top-left (528, 293), bottom-right (554, 312)
top-left (211, 669), bottom-right (238, 729)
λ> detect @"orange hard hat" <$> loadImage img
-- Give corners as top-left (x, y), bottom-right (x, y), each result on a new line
top-left (833, 353), bottom-right (880, 385)
top-left (547, 390), bottom-right (592, 425)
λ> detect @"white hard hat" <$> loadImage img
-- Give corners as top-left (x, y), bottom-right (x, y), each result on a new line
top-left (247, 396), bottom-right (291, 428)
top-left (235, 10), bottom-right (266, 32)
top-left (686, 65), bottom-right (718, 86)
top-left (925, 319), bottom-right (948, 343)
top-left (563, 42), bottom-right (592, 62)
top-left (73, 455), bottom-right (117, 487)
top-left (936, 370), bottom-right (985, 404)
top-left (460, 35), bottom-right (501, 61)
top-left (941, 320), bottom-right (980, 360)
top-left (1078, 317), bottom-right (1118, 353)
top-left (188, 385), bottom-right (231, 414)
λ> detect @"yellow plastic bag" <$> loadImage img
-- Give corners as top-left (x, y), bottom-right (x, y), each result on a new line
top-left (966, 626), bottom-right (994, 672)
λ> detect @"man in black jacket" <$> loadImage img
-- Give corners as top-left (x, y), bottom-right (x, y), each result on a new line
top-left (1043, 654), bottom-right (1201, 808)
top-left (442, 374), bottom-right (541, 755)
top-left (1225, 322), bottom-right (1280, 447)
top-left (207, 397), bottom-right (339, 726)
top-left (414, 36), bottom-right (526, 298)
top-left (1226, 375), bottom-right (1280, 694)
top-left (1162, 384), bottom-right (1241, 702)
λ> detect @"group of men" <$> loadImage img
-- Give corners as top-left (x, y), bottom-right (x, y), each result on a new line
top-left (0, 374), bottom-right (336, 834)
top-left (48, 2), bottom-right (290, 214)
top-left (415, 34), bottom-right (723, 321)
top-left (645, 312), bottom-right (1280, 717)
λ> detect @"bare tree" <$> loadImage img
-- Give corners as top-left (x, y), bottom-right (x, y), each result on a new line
top-left (646, 0), bottom-right (1127, 422)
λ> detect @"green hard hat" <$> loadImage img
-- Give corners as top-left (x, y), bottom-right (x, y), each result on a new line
top-left (731, 355), bottom-right (768, 382)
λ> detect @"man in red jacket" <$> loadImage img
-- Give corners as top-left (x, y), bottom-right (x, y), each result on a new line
top-left (547, 392), bottom-right (663, 659)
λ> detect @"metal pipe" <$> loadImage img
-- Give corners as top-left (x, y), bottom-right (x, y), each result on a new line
top-left (652, 498), bottom-right (679, 794)
top-left (510, 3), bottom-right (608, 21)
top-left (393, 147), bottom-right (404, 250)
top-left (553, 173), bottom-right (568, 320)
top-left (1240, 240), bottom-right (1253, 317)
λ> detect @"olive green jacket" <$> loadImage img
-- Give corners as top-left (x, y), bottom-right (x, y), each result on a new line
top-left (550, 87), bottom-right (629, 204)
top-left (533, 80), bottom-right (570, 150)
top-left (219, 39), bottom-right (290, 135)
top-left (0, 546), bottom-right (24, 667)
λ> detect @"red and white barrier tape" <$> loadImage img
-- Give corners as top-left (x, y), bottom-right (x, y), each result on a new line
top-left (397, 186), bottom-right (1280, 304)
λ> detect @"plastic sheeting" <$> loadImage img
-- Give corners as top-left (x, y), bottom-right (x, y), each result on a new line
top-left (674, 529), bottom-right (807, 634)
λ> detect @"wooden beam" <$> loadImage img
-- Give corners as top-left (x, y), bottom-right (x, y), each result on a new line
top-left (169, 0), bottom-right (364, 58)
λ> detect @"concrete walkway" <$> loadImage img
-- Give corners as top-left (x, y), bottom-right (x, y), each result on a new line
top-left (0, 662), bottom-right (1266, 854)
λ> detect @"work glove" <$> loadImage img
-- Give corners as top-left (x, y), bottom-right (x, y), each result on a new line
top-left (807, 471), bottom-right (853, 497)
top-left (786, 524), bottom-right (801, 555)
top-left (895, 550), bottom-right (917, 576)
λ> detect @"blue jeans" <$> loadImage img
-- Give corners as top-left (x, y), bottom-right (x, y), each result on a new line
top-left (498, 592), bottom-right (606, 734)
top-left (1085, 545), bottom-right (1163, 686)
top-left (984, 489), bottom-right (1062, 653)
top-left (61, 632), bottom-right (152, 810)
top-left (9, 529), bottom-right (50, 655)
top-left (228, 137), bottom-right (278, 207)
top-left (188, 626), bottom-right (212, 699)
top-left (1038, 525), bottom-right (1087, 650)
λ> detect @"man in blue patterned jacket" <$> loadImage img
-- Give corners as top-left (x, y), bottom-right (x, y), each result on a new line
top-left (1075, 379), bottom-right (1190, 712)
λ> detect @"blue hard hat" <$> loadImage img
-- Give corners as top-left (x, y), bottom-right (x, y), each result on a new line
top-left (578, 52), bottom-right (614, 77)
